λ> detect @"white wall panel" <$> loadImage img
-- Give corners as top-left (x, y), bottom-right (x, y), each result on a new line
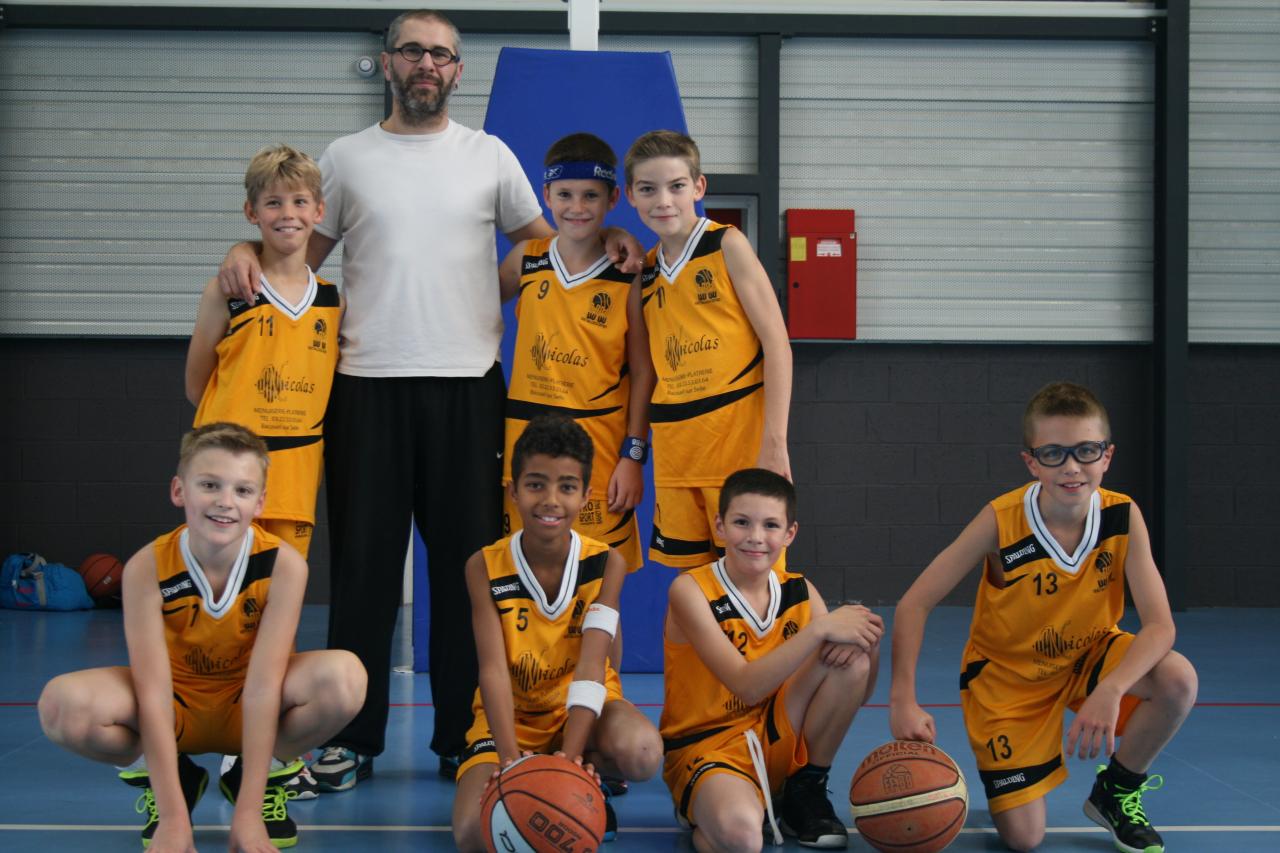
top-left (1189, 0), bottom-right (1280, 343)
top-left (781, 39), bottom-right (1155, 342)
top-left (0, 29), bottom-right (385, 335)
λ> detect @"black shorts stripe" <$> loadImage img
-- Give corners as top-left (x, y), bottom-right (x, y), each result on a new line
top-left (764, 694), bottom-right (782, 744)
top-left (1086, 633), bottom-right (1125, 696)
top-left (663, 724), bottom-right (733, 754)
top-left (679, 760), bottom-right (757, 823)
top-left (604, 508), bottom-right (635, 536)
top-left (650, 525), bottom-right (711, 557)
top-left (979, 755), bottom-right (1061, 802)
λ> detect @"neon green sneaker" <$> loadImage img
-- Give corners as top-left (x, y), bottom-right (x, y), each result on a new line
top-left (218, 756), bottom-right (304, 849)
top-left (118, 754), bottom-right (209, 849)
top-left (1083, 764), bottom-right (1165, 853)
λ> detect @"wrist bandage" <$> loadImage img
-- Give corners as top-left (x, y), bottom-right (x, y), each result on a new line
top-left (582, 603), bottom-right (620, 638)
top-left (566, 680), bottom-right (607, 716)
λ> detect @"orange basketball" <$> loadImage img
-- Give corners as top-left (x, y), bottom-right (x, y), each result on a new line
top-left (849, 740), bottom-right (968, 853)
top-left (480, 753), bottom-right (606, 853)
top-left (78, 553), bottom-right (124, 600)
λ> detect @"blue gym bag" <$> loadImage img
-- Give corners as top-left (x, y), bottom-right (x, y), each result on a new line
top-left (0, 553), bottom-right (95, 611)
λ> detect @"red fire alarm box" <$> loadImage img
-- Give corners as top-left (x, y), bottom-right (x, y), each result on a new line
top-left (786, 209), bottom-right (856, 340)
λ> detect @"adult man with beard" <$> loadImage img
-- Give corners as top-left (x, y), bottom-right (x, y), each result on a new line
top-left (216, 9), bottom-right (626, 791)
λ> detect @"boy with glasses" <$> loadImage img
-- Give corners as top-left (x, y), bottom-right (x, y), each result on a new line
top-left (888, 381), bottom-right (1197, 853)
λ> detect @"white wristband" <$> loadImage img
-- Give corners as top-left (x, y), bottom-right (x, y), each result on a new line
top-left (582, 603), bottom-right (620, 638)
top-left (566, 680), bottom-right (607, 716)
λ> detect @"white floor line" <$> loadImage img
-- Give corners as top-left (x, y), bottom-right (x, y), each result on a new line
top-left (2, 824), bottom-right (1279, 833)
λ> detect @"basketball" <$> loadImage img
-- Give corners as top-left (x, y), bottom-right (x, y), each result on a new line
top-left (78, 553), bottom-right (124, 601)
top-left (480, 753), bottom-right (606, 853)
top-left (849, 740), bottom-right (968, 853)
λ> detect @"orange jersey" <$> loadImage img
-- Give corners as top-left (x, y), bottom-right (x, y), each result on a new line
top-left (503, 236), bottom-right (634, 498)
top-left (475, 531), bottom-right (617, 715)
top-left (966, 483), bottom-right (1131, 683)
top-left (640, 219), bottom-right (764, 486)
top-left (661, 559), bottom-right (812, 746)
top-left (154, 523), bottom-right (279, 689)
top-left (193, 272), bottom-right (340, 523)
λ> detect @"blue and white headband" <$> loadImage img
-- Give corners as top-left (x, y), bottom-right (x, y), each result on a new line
top-left (542, 161), bottom-right (617, 188)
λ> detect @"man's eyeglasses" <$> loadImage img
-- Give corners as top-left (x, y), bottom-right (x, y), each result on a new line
top-left (388, 44), bottom-right (460, 67)
top-left (1025, 441), bottom-right (1110, 467)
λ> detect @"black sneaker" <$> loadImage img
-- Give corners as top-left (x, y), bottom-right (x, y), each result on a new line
top-left (119, 753), bottom-right (209, 849)
top-left (777, 771), bottom-right (849, 849)
top-left (602, 783), bottom-right (617, 842)
top-left (310, 746), bottom-right (373, 791)
top-left (600, 774), bottom-right (629, 797)
top-left (219, 756), bottom-right (305, 849)
top-left (437, 752), bottom-right (461, 781)
top-left (1083, 764), bottom-right (1166, 853)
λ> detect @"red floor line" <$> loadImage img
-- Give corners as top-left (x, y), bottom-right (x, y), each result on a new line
top-left (5, 700), bottom-right (1280, 709)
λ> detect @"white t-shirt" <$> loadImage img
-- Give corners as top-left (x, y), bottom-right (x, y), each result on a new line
top-left (316, 121), bottom-right (543, 377)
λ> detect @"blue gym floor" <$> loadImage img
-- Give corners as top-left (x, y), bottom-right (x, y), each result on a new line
top-left (2, 604), bottom-right (1277, 851)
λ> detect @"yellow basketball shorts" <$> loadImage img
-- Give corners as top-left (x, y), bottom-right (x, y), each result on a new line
top-left (649, 485), bottom-right (787, 571)
top-left (259, 517), bottom-right (314, 560)
top-left (171, 674), bottom-right (244, 755)
top-left (960, 630), bottom-right (1140, 814)
top-left (457, 667), bottom-right (625, 778)
top-left (662, 684), bottom-right (807, 825)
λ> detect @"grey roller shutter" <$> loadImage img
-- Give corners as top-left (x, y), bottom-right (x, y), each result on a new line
top-left (780, 38), bottom-right (1155, 342)
top-left (1189, 0), bottom-right (1280, 343)
top-left (0, 28), bottom-right (384, 336)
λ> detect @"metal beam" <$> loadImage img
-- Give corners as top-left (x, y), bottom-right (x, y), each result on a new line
top-left (1151, 1), bottom-right (1189, 609)
top-left (3, 6), bottom-right (1158, 41)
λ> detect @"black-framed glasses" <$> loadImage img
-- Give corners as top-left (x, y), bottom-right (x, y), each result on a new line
top-left (388, 43), bottom-right (460, 66)
top-left (1026, 441), bottom-right (1110, 467)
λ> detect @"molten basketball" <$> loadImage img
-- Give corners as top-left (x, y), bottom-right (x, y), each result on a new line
top-left (78, 553), bottom-right (124, 601)
top-left (849, 740), bottom-right (968, 853)
top-left (480, 753), bottom-right (606, 853)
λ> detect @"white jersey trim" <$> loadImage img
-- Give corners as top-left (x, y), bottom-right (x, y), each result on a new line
top-left (658, 217), bottom-right (711, 284)
top-left (549, 238), bottom-right (613, 290)
top-left (711, 558), bottom-right (781, 640)
top-left (178, 526), bottom-right (254, 620)
top-left (257, 267), bottom-right (318, 321)
top-left (1023, 482), bottom-right (1100, 576)
top-left (510, 529), bottom-right (581, 621)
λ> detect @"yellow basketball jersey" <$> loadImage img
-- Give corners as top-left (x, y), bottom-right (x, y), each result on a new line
top-left (154, 523), bottom-right (278, 688)
top-left (476, 531), bottom-right (618, 715)
top-left (661, 559), bottom-right (812, 747)
top-left (192, 271), bottom-right (340, 523)
top-left (503, 237), bottom-right (633, 497)
top-left (965, 483), bottom-right (1131, 684)
top-left (640, 219), bottom-right (765, 486)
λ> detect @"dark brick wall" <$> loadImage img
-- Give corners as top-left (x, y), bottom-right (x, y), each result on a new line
top-left (1186, 346), bottom-right (1280, 607)
top-left (0, 337), bottom-right (332, 602)
top-left (2, 337), bottom-right (1276, 606)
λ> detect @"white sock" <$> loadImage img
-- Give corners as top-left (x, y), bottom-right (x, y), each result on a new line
top-left (116, 754), bottom-right (147, 773)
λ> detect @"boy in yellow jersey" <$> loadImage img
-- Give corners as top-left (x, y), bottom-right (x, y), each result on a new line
top-left (498, 133), bottom-right (654, 580)
top-left (452, 415), bottom-right (661, 851)
top-left (38, 423), bottom-right (366, 852)
top-left (889, 382), bottom-right (1198, 853)
top-left (662, 468), bottom-right (883, 851)
top-left (186, 144), bottom-right (342, 563)
top-left (623, 130), bottom-right (793, 569)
